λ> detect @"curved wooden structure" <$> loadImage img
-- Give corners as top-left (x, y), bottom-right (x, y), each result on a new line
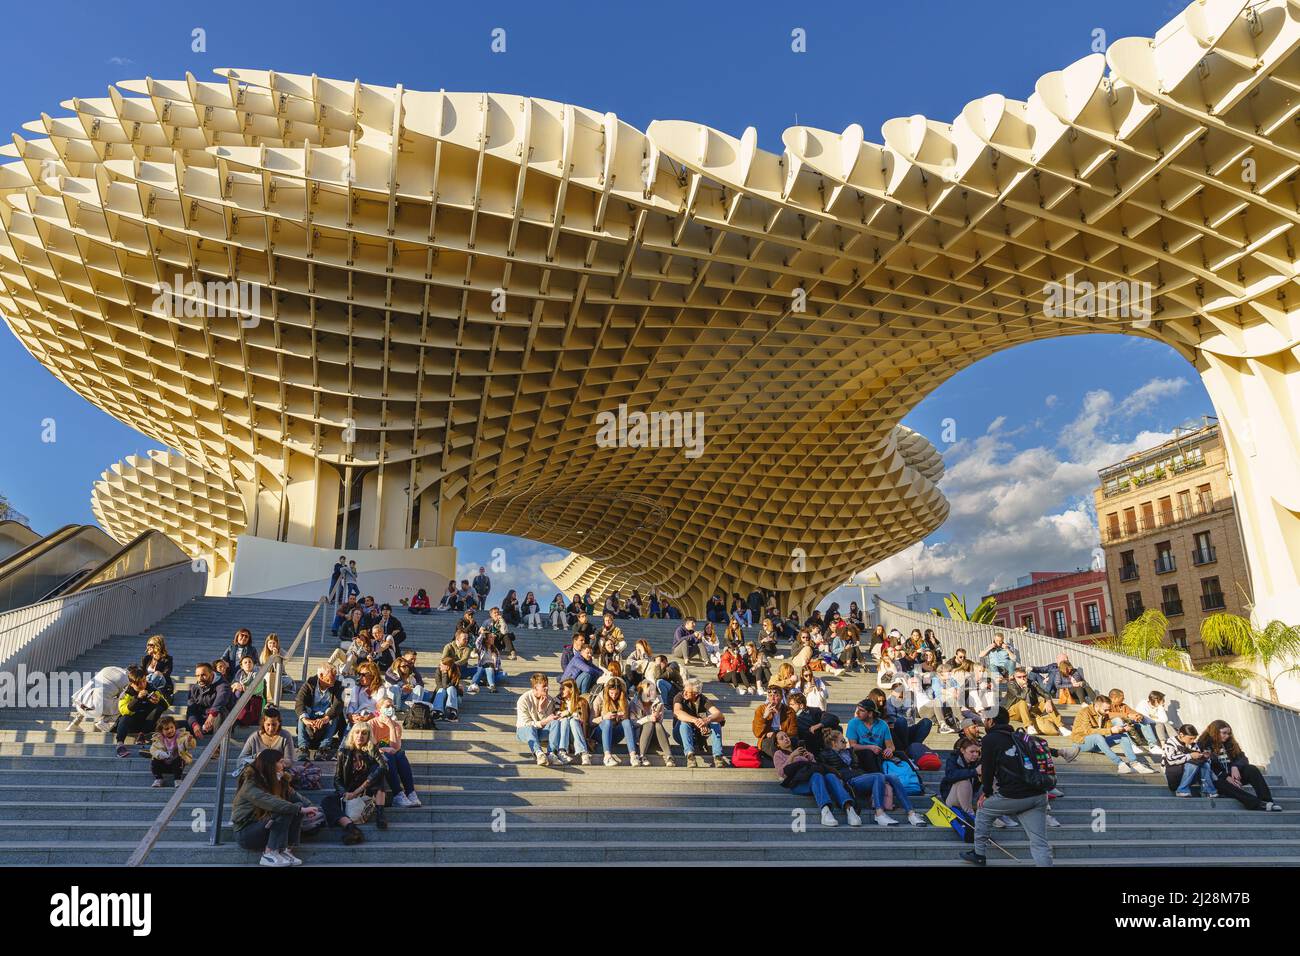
top-left (3, 0), bottom-right (1300, 616)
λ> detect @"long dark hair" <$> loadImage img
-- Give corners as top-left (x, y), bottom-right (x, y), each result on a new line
top-left (1198, 719), bottom-right (1244, 760)
top-left (247, 748), bottom-right (286, 798)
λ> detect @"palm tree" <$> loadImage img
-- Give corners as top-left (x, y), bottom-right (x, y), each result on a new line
top-left (933, 592), bottom-right (998, 624)
top-left (1200, 613), bottom-right (1300, 703)
top-left (1102, 608), bottom-right (1193, 671)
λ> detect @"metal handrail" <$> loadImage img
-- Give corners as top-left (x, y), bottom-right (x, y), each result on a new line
top-left (0, 576), bottom-right (143, 639)
top-left (876, 597), bottom-right (1300, 785)
top-left (125, 596), bottom-right (325, 866)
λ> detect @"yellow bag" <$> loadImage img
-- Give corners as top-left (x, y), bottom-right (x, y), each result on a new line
top-left (925, 795), bottom-right (958, 829)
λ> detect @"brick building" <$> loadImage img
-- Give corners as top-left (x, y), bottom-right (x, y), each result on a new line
top-left (1093, 418), bottom-right (1252, 661)
top-left (986, 570), bottom-right (1113, 643)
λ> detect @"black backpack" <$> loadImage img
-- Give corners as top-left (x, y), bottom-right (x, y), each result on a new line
top-left (401, 702), bottom-right (436, 731)
top-left (1005, 728), bottom-right (1057, 793)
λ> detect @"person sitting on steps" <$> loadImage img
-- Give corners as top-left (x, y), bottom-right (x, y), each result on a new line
top-left (321, 723), bottom-right (391, 844)
top-left (773, 729), bottom-right (863, 828)
top-left (1069, 695), bottom-right (1155, 775)
top-left (1162, 723), bottom-right (1215, 797)
top-left (115, 665), bottom-right (170, 758)
top-left (232, 749), bottom-right (316, 866)
top-left (673, 677), bottom-right (729, 768)
top-left (147, 714), bottom-right (195, 787)
top-left (516, 673), bottom-right (562, 766)
top-left (295, 664), bottom-right (345, 759)
top-left (1198, 719), bottom-right (1283, 811)
top-left (555, 677), bottom-right (593, 765)
top-left (592, 676), bottom-right (643, 767)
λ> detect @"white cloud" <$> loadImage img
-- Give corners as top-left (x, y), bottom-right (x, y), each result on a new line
top-left (829, 377), bottom-right (1197, 610)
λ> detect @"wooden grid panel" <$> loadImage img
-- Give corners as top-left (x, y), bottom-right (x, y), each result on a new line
top-left (2, 0), bottom-right (1298, 607)
top-left (91, 450), bottom-right (245, 579)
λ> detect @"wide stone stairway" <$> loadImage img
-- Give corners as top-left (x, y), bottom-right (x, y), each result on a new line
top-left (2, 596), bottom-right (1298, 865)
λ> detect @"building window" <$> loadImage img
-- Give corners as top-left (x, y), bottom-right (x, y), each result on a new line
top-left (1085, 603), bottom-right (1101, 633)
top-left (1021, 614), bottom-right (1036, 633)
top-left (1161, 584), bottom-right (1183, 617)
top-left (1119, 550), bottom-right (1139, 581)
top-left (1196, 483), bottom-right (1213, 514)
top-left (1155, 541), bottom-right (1175, 574)
top-left (1170, 629), bottom-right (1188, 650)
top-left (1192, 531), bottom-right (1216, 566)
top-left (1106, 513), bottom-right (1120, 540)
top-left (1157, 496), bottom-right (1173, 525)
top-left (1052, 609), bottom-right (1067, 638)
top-left (1123, 508), bottom-right (1138, 535)
top-left (1200, 577), bottom-right (1226, 612)
top-left (1125, 592), bottom-right (1144, 622)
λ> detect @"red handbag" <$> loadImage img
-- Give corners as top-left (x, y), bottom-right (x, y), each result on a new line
top-left (731, 741), bottom-right (762, 768)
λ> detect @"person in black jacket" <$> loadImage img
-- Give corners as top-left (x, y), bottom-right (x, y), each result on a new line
top-left (295, 665), bottom-right (345, 758)
top-left (961, 708), bottom-right (1054, 867)
top-left (219, 628), bottom-right (257, 671)
top-left (185, 663), bottom-right (233, 739)
top-left (320, 723), bottom-right (391, 844)
top-left (941, 738), bottom-right (982, 815)
top-left (788, 691), bottom-right (839, 754)
top-left (1198, 720), bottom-right (1283, 811)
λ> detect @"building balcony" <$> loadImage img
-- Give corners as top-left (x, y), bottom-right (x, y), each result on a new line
top-left (1101, 496), bottom-right (1222, 544)
top-left (1192, 547), bottom-right (1217, 566)
top-left (1101, 454), bottom-right (1207, 499)
top-left (1125, 606), bottom-right (1145, 622)
top-left (1201, 592), bottom-right (1226, 611)
top-left (1162, 599), bottom-right (1184, 616)
top-left (1119, 565), bottom-right (1140, 582)
top-left (1155, 555), bottom-right (1176, 574)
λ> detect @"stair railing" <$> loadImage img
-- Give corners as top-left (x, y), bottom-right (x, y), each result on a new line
top-left (125, 596), bottom-right (325, 866)
top-left (876, 598), bottom-right (1300, 787)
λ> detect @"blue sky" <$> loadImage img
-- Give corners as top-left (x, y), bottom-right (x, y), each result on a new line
top-left (0, 0), bottom-right (1215, 605)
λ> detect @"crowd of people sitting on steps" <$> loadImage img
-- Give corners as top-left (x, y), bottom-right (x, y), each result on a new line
top-left (65, 571), bottom-right (1283, 868)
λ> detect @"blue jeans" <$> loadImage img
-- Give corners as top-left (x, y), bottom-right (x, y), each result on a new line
top-left (396, 686), bottom-right (434, 710)
top-left (1079, 732), bottom-right (1138, 764)
top-left (384, 748), bottom-right (414, 794)
top-left (469, 665), bottom-right (498, 689)
top-left (1177, 760), bottom-right (1215, 795)
top-left (850, 771), bottom-right (912, 811)
top-left (599, 718), bottom-right (639, 756)
top-left (574, 672), bottom-right (596, 695)
top-left (656, 679), bottom-right (674, 708)
top-left (678, 720), bottom-right (724, 757)
top-left (557, 717), bottom-right (589, 754)
top-left (431, 686), bottom-right (460, 712)
top-left (1139, 718), bottom-right (1171, 748)
top-left (516, 722), bottom-right (562, 755)
top-left (297, 711), bottom-right (340, 750)
top-left (791, 772), bottom-right (852, 809)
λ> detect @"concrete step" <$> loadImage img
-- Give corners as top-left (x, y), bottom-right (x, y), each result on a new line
top-left (0, 839), bottom-right (1295, 866)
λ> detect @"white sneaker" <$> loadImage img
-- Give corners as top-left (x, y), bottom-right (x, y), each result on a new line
top-left (1058, 745), bottom-right (1080, 762)
top-left (554, 751), bottom-right (573, 765)
top-left (278, 849), bottom-right (304, 866)
top-left (406, 792), bottom-right (421, 807)
top-left (467, 684), bottom-right (479, 694)
top-left (1150, 746), bottom-right (1165, 756)
top-left (1047, 814), bottom-right (1062, 828)
top-left (534, 751), bottom-right (548, 766)
top-left (392, 792), bottom-right (413, 808)
top-left (259, 851), bottom-right (291, 867)
top-left (1117, 762), bottom-right (1134, 774)
top-left (820, 806), bottom-right (839, 827)
top-left (579, 752), bottom-right (592, 765)
top-left (603, 754), bottom-right (618, 767)
top-left (845, 806), bottom-right (863, 827)
top-left (755, 684), bottom-right (766, 694)
top-left (907, 811), bottom-right (927, 827)
top-left (94, 718), bottom-right (116, 732)
top-left (875, 812), bottom-right (899, 827)
top-left (544, 752), bottom-right (557, 765)
top-left (1133, 762), bottom-right (1156, 775)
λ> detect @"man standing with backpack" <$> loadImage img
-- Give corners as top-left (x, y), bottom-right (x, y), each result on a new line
top-left (960, 707), bottom-right (1054, 867)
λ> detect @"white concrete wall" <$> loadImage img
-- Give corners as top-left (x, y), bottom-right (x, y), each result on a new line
top-left (228, 535), bottom-right (456, 603)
